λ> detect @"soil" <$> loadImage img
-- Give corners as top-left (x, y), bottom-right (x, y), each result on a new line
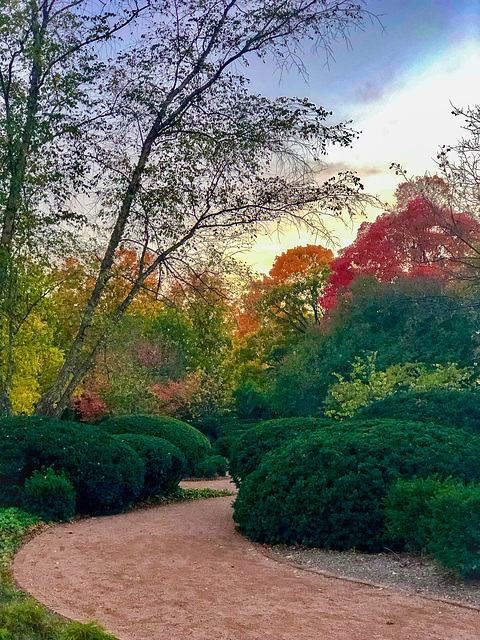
top-left (14, 478), bottom-right (480, 640)
top-left (266, 546), bottom-right (480, 608)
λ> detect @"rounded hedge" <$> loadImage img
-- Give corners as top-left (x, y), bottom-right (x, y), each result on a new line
top-left (229, 417), bottom-right (335, 485)
top-left (0, 417), bottom-right (144, 515)
top-left (112, 434), bottom-right (186, 499)
top-left (211, 420), bottom-right (257, 459)
top-left (193, 454), bottom-right (228, 478)
top-left (22, 467), bottom-right (76, 522)
top-left (100, 415), bottom-right (210, 475)
top-left (356, 389), bottom-right (480, 433)
top-left (233, 419), bottom-right (480, 552)
top-left (385, 476), bottom-right (480, 578)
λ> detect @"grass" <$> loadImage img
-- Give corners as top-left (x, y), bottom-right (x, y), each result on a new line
top-left (159, 487), bottom-right (235, 502)
top-left (0, 486), bottom-right (234, 639)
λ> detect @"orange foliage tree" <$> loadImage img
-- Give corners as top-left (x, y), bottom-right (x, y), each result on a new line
top-left (236, 244), bottom-right (334, 337)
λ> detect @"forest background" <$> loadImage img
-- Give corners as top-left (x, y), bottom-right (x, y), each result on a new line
top-left (1, 0), bottom-right (480, 429)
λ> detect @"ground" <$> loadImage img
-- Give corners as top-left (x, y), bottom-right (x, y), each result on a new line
top-left (13, 479), bottom-right (480, 640)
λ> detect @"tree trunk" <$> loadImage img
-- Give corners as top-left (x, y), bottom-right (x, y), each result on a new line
top-left (0, 392), bottom-right (13, 417)
top-left (34, 118), bottom-right (163, 417)
top-left (1, 4), bottom-right (44, 247)
top-left (0, 318), bottom-right (15, 417)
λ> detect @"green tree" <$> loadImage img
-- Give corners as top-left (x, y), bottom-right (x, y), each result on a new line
top-left (325, 355), bottom-right (475, 419)
top-left (0, 254), bottom-right (65, 414)
top-left (271, 276), bottom-right (480, 416)
top-left (0, 0), bottom-right (149, 414)
top-left (28, 0), bottom-right (380, 417)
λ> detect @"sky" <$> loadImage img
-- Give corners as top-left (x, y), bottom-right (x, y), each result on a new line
top-left (240, 0), bottom-right (480, 273)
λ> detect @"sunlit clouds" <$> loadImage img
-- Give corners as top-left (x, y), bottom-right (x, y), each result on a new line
top-left (243, 23), bottom-right (480, 273)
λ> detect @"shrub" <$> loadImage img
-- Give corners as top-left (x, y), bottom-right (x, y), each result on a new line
top-left (229, 417), bottom-right (334, 485)
top-left (22, 468), bottom-right (76, 522)
top-left (0, 417), bottom-right (144, 515)
top-left (0, 598), bottom-right (62, 640)
top-left (100, 415), bottom-right (210, 476)
top-left (61, 620), bottom-right (118, 640)
top-left (325, 358), bottom-right (473, 419)
top-left (193, 455), bottom-right (228, 478)
top-left (111, 434), bottom-right (186, 499)
top-left (357, 389), bottom-right (480, 433)
top-left (423, 481), bottom-right (480, 578)
top-left (383, 476), bottom-right (440, 552)
top-left (233, 383), bottom-right (271, 420)
top-left (385, 477), bottom-right (480, 578)
top-left (0, 508), bottom-right (39, 568)
top-left (211, 420), bottom-right (257, 459)
top-left (233, 419), bottom-right (480, 552)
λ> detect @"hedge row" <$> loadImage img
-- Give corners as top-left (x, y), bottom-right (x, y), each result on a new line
top-left (0, 415), bottom-right (208, 518)
top-left (100, 415), bottom-right (210, 475)
top-left (233, 419), bottom-right (480, 554)
top-left (357, 389), bottom-right (480, 433)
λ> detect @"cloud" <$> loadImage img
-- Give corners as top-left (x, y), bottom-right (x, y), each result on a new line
top-left (315, 161), bottom-right (386, 181)
top-left (356, 80), bottom-right (385, 104)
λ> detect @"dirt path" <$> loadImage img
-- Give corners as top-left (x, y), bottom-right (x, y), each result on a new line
top-left (14, 479), bottom-right (480, 640)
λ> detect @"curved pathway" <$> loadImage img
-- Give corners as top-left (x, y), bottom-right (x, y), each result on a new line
top-left (14, 480), bottom-right (480, 640)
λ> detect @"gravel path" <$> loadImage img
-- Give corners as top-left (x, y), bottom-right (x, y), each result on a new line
top-left (13, 479), bottom-right (480, 640)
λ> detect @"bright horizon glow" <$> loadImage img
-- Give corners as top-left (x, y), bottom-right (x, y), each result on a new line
top-left (241, 29), bottom-right (480, 274)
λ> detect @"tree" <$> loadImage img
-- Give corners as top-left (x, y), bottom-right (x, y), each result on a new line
top-left (325, 354), bottom-right (475, 419)
top-left (321, 182), bottom-right (480, 310)
top-left (271, 276), bottom-right (480, 416)
top-left (261, 244), bottom-right (334, 328)
top-left (0, 1), bottom-right (381, 416)
top-left (232, 244), bottom-right (333, 399)
top-left (236, 244), bottom-right (333, 334)
top-left (69, 268), bottom-right (239, 419)
top-left (0, 1), bottom-right (148, 249)
top-left (0, 0), bottom-right (150, 414)
top-left (0, 254), bottom-right (66, 415)
top-left (437, 105), bottom-right (480, 218)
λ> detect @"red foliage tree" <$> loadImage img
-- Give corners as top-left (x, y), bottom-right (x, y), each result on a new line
top-left (321, 180), bottom-right (480, 310)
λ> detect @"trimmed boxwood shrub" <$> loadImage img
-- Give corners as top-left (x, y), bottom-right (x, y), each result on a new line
top-left (422, 481), bottom-right (480, 578)
top-left (112, 434), bottom-right (186, 499)
top-left (100, 415), bottom-right (210, 476)
top-left (193, 454), bottom-right (228, 478)
top-left (211, 420), bottom-right (257, 459)
top-left (0, 417), bottom-right (144, 515)
top-left (229, 417), bottom-right (335, 485)
top-left (233, 419), bottom-right (480, 552)
top-left (22, 467), bottom-right (76, 522)
top-left (385, 477), bottom-right (480, 578)
top-left (383, 476), bottom-right (440, 552)
top-left (357, 389), bottom-right (480, 433)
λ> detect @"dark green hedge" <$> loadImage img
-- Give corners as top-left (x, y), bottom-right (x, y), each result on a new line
top-left (193, 454), bottom-right (228, 478)
top-left (357, 389), bottom-right (480, 433)
top-left (211, 420), bottom-right (257, 459)
top-left (112, 434), bottom-right (186, 500)
top-left (22, 467), bottom-right (76, 522)
top-left (229, 417), bottom-right (335, 485)
top-left (0, 417), bottom-right (144, 515)
top-left (233, 419), bottom-right (480, 552)
top-left (100, 415), bottom-right (210, 475)
top-left (385, 477), bottom-right (480, 578)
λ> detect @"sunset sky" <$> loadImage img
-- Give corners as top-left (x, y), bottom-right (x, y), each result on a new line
top-left (242, 0), bottom-right (480, 272)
